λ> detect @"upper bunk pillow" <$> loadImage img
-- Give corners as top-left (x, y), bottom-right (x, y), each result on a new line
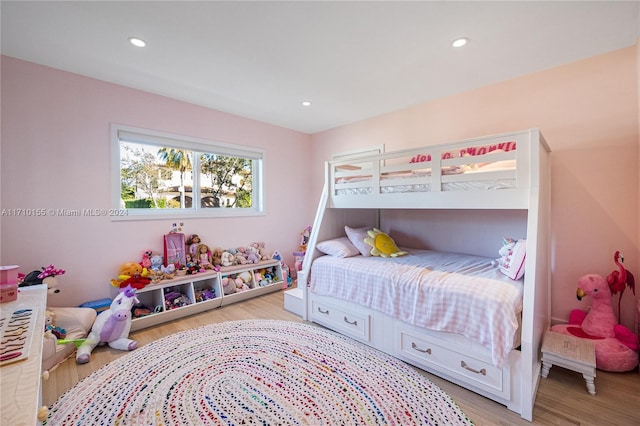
top-left (345, 226), bottom-right (373, 257)
top-left (316, 237), bottom-right (360, 258)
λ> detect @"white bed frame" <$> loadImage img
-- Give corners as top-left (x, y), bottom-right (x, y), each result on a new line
top-left (296, 128), bottom-right (551, 421)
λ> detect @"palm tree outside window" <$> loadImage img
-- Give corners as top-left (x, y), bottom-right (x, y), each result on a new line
top-left (111, 124), bottom-right (263, 220)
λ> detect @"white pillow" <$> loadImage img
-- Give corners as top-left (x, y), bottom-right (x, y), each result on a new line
top-left (345, 226), bottom-right (373, 257)
top-left (316, 237), bottom-right (360, 258)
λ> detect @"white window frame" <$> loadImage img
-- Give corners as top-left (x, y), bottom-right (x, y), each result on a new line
top-left (111, 124), bottom-right (265, 221)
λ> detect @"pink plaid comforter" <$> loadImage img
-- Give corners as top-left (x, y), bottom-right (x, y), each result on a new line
top-left (310, 249), bottom-right (524, 367)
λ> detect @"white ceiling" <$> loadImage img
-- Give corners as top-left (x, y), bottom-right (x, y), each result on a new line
top-left (2, 1), bottom-right (639, 134)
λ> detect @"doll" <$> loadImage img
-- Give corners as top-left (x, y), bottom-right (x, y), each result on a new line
top-left (186, 234), bottom-right (202, 256)
top-left (196, 244), bottom-right (214, 269)
top-left (185, 254), bottom-right (198, 274)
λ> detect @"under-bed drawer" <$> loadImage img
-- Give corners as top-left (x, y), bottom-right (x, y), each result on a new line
top-left (310, 299), bottom-right (370, 342)
top-left (396, 327), bottom-right (507, 398)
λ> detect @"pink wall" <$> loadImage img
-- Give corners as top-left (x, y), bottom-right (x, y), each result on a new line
top-left (1, 56), bottom-right (313, 306)
top-left (2, 47), bottom-right (639, 330)
top-left (311, 46), bottom-right (640, 330)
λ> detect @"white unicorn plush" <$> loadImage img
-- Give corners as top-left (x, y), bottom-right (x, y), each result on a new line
top-left (76, 286), bottom-right (139, 364)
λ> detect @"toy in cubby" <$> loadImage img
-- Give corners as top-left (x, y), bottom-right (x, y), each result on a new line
top-left (163, 286), bottom-right (191, 310)
top-left (194, 287), bottom-right (216, 302)
top-left (129, 290), bottom-right (163, 318)
top-left (130, 302), bottom-right (154, 318)
top-left (237, 271), bottom-right (252, 291)
top-left (221, 276), bottom-right (236, 295)
top-left (254, 266), bottom-right (279, 287)
top-left (221, 272), bottom-right (252, 294)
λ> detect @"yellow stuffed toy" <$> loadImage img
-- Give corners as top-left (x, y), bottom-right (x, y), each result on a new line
top-left (110, 262), bottom-right (150, 289)
top-left (364, 228), bottom-right (408, 258)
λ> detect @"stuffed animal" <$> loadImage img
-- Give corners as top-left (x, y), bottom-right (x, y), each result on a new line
top-left (234, 274), bottom-right (250, 292)
top-left (161, 263), bottom-right (176, 279)
top-left (492, 238), bottom-right (526, 280)
top-left (246, 246), bottom-right (260, 264)
top-left (145, 255), bottom-right (165, 283)
top-left (221, 251), bottom-right (236, 267)
top-left (551, 274), bottom-right (639, 372)
top-left (234, 247), bottom-right (248, 265)
top-left (238, 271), bottom-right (252, 284)
top-left (221, 277), bottom-right (236, 295)
top-left (110, 262), bottom-right (151, 289)
top-left (19, 264), bottom-right (65, 295)
top-left (76, 286), bottom-right (139, 364)
top-left (212, 248), bottom-right (224, 267)
top-left (140, 250), bottom-right (153, 269)
top-left (149, 255), bottom-right (163, 271)
top-left (492, 238), bottom-right (516, 267)
top-left (254, 272), bottom-right (268, 287)
top-left (250, 242), bottom-right (270, 261)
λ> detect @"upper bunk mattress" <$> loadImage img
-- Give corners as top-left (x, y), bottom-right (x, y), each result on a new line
top-left (335, 160), bottom-right (516, 195)
top-left (310, 249), bottom-right (524, 367)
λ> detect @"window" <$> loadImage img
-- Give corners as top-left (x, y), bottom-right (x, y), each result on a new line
top-left (111, 124), bottom-right (264, 220)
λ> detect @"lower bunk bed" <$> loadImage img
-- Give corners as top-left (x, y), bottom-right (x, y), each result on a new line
top-left (295, 128), bottom-right (551, 421)
top-left (308, 247), bottom-right (523, 411)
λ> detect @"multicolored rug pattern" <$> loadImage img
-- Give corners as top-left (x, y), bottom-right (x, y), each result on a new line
top-left (45, 320), bottom-right (473, 425)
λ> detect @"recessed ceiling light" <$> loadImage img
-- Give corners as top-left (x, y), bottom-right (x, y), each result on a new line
top-left (452, 37), bottom-right (469, 48)
top-left (128, 37), bottom-right (147, 48)
top-left (301, 101), bottom-right (312, 107)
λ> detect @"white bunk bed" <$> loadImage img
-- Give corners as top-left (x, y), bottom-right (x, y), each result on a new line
top-left (296, 128), bottom-right (551, 421)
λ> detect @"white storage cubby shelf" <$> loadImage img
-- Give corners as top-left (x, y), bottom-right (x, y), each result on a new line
top-left (129, 260), bottom-right (283, 332)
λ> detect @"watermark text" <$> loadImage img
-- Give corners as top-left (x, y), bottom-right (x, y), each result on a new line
top-left (1, 208), bottom-right (128, 217)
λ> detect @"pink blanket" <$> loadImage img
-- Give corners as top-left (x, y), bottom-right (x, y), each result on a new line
top-left (310, 249), bottom-right (523, 367)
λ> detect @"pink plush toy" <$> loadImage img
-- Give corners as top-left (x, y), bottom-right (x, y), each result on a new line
top-left (551, 274), bottom-right (639, 372)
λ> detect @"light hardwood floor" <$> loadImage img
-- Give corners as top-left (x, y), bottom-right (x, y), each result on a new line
top-left (43, 290), bottom-right (640, 425)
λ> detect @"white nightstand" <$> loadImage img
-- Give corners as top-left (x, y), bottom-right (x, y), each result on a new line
top-left (541, 330), bottom-right (596, 395)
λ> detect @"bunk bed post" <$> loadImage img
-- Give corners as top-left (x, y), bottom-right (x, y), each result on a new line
top-left (516, 129), bottom-right (552, 421)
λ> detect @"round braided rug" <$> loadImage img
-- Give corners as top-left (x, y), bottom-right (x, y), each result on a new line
top-left (45, 320), bottom-right (473, 425)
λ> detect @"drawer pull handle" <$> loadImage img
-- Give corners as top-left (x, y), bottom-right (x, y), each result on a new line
top-left (343, 316), bottom-right (358, 326)
top-left (461, 360), bottom-right (486, 376)
top-left (411, 342), bottom-right (432, 355)
top-left (317, 307), bottom-right (330, 315)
